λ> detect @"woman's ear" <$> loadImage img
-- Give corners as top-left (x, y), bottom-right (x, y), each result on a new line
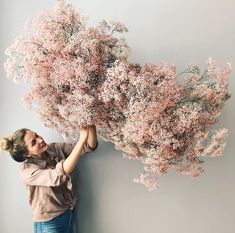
top-left (25, 152), bottom-right (31, 158)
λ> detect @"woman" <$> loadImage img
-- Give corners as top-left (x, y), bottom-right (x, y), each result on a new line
top-left (0, 125), bottom-right (98, 233)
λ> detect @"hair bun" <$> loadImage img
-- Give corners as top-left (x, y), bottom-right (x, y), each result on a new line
top-left (0, 137), bottom-right (14, 152)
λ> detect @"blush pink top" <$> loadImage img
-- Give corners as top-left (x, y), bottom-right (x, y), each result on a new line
top-left (19, 142), bottom-right (98, 222)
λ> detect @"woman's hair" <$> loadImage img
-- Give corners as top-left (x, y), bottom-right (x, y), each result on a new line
top-left (0, 128), bottom-right (29, 162)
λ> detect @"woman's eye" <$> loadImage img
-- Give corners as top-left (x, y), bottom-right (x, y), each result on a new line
top-left (36, 134), bottom-right (42, 139)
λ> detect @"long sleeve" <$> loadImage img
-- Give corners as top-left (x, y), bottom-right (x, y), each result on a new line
top-left (20, 161), bottom-right (68, 187)
top-left (50, 141), bottom-right (99, 160)
top-left (20, 141), bottom-right (99, 187)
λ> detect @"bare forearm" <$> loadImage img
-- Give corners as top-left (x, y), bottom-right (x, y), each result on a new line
top-left (87, 125), bottom-right (98, 149)
top-left (63, 140), bottom-right (86, 175)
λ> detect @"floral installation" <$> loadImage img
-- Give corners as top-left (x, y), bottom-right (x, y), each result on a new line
top-left (4, 0), bottom-right (231, 191)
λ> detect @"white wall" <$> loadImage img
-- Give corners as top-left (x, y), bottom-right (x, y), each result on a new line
top-left (1, 0), bottom-right (235, 233)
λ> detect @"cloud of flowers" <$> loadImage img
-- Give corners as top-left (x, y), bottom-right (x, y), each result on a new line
top-left (4, 0), bottom-right (231, 191)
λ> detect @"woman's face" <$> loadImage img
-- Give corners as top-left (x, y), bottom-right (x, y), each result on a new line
top-left (24, 130), bottom-right (48, 158)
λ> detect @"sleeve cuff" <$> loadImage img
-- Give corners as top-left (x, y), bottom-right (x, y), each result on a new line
top-left (56, 160), bottom-right (68, 177)
top-left (87, 141), bottom-right (99, 151)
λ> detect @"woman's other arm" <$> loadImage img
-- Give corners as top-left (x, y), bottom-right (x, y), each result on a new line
top-left (63, 126), bottom-right (89, 175)
top-left (87, 125), bottom-right (98, 149)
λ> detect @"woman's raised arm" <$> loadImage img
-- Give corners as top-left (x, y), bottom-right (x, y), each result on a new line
top-left (63, 126), bottom-right (89, 175)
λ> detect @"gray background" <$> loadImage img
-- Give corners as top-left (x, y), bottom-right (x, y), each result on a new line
top-left (1, 0), bottom-right (235, 232)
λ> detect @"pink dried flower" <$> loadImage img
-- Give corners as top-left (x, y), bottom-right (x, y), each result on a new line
top-left (4, 1), bottom-right (231, 190)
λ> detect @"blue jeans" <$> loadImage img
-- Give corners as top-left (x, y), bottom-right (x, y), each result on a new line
top-left (34, 209), bottom-right (75, 233)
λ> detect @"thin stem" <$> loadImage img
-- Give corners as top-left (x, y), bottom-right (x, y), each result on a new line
top-left (26, 42), bottom-right (48, 54)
